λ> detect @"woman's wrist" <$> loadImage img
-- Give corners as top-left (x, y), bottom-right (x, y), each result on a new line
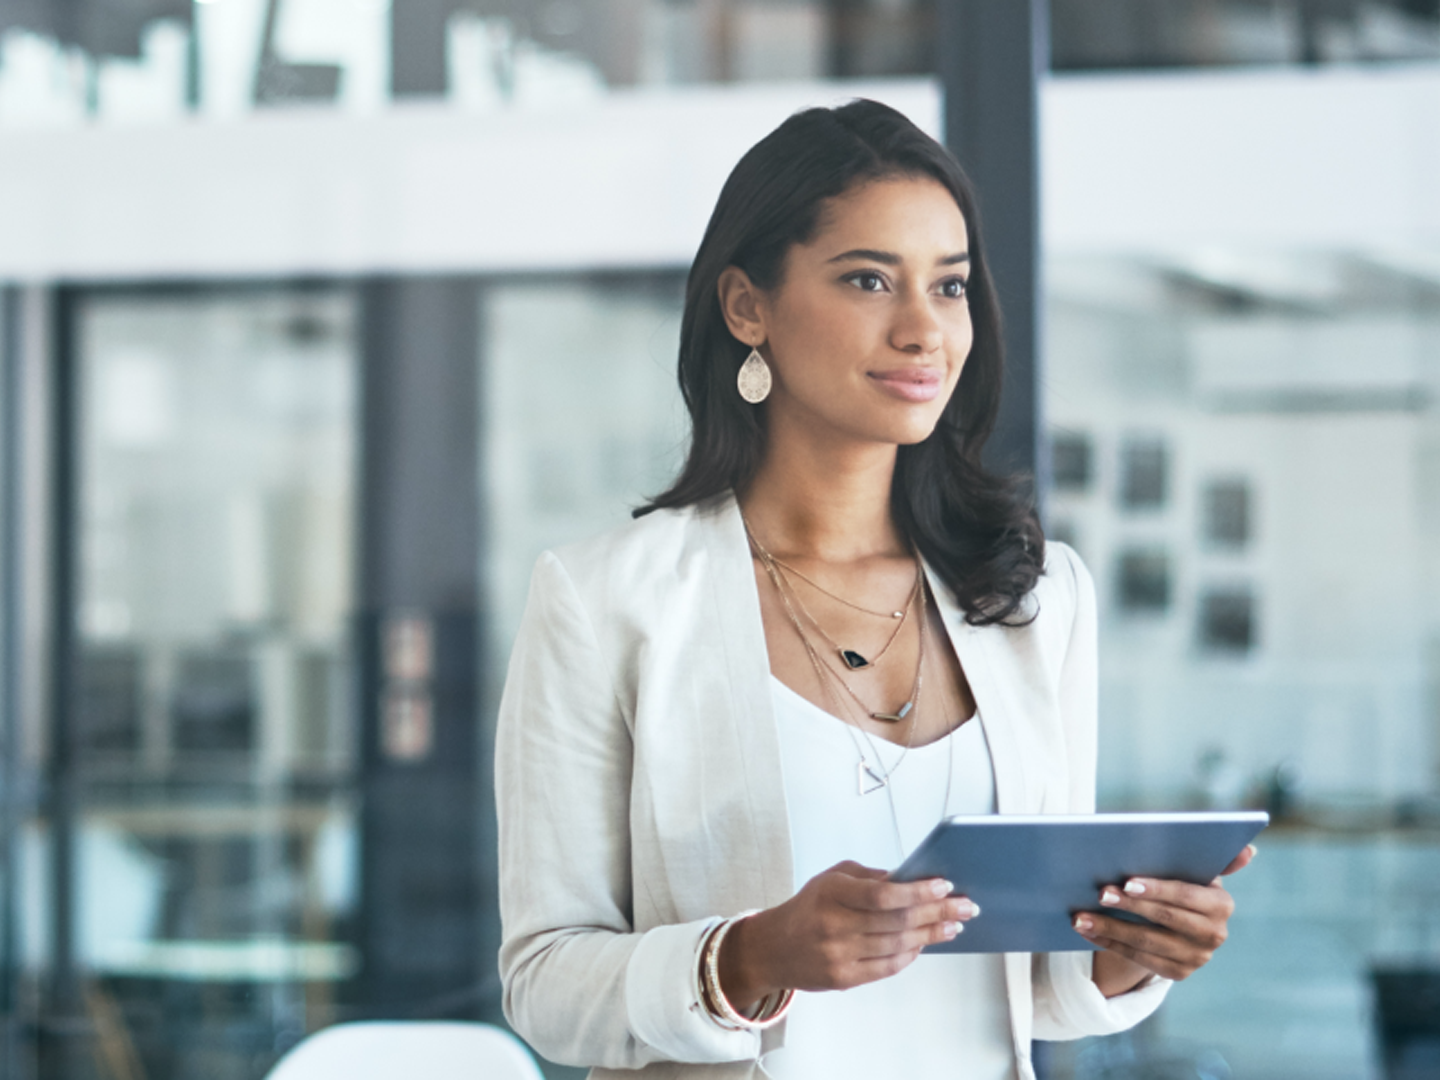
top-left (1091, 949), bottom-right (1152, 998)
top-left (716, 909), bottom-right (786, 1016)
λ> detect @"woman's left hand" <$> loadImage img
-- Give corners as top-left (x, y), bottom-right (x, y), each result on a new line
top-left (1078, 844), bottom-right (1256, 996)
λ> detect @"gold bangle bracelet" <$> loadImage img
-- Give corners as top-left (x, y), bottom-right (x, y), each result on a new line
top-left (700, 912), bottom-right (794, 1032)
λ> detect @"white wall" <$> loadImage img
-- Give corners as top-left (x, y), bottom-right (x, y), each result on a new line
top-left (3, 66), bottom-right (1440, 280)
top-left (1043, 64), bottom-right (1440, 258)
top-left (0, 81), bottom-right (939, 280)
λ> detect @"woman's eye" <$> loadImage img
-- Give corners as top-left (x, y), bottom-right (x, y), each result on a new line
top-left (847, 272), bottom-right (887, 292)
top-left (939, 277), bottom-right (968, 299)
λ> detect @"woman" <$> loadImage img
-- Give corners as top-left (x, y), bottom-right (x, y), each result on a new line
top-left (496, 100), bottom-right (1251, 1080)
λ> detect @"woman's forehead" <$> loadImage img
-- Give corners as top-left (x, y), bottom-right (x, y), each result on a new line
top-left (805, 176), bottom-right (969, 256)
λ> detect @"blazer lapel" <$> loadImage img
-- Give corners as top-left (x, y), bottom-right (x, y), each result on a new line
top-left (703, 495), bottom-right (795, 911)
top-left (927, 562), bottom-right (1035, 816)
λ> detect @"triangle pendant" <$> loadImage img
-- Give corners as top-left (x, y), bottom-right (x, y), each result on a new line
top-left (841, 649), bottom-right (870, 670)
top-left (857, 761), bottom-right (887, 795)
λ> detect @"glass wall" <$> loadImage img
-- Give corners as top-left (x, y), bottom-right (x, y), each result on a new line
top-left (1041, 251), bottom-right (1440, 1079)
top-left (56, 287), bottom-right (360, 1078)
top-left (481, 273), bottom-right (687, 681)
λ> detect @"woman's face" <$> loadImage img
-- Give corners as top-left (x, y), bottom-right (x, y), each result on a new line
top-left (733, 175), bottom-right (973, 452)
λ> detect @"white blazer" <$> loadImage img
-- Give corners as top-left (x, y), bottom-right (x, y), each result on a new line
top-left (495, 494), bottom-right (1168, 1080)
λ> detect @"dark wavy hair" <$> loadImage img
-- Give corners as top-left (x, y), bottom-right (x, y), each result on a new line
top-left (637, 99), bottom-right (1043, 626)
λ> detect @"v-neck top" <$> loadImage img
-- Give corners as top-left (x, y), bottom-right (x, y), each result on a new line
top-left (762, 675), bottom-right (1016, 1080)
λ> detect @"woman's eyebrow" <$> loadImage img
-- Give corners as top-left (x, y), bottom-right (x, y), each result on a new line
top-left (827, 248), bottom-right (902, 265)
top-left (826, 248), bottom-right (971, 266)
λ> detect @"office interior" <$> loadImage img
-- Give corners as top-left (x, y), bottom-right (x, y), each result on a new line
top-left (0, 1), bottom-right (1438, 1078)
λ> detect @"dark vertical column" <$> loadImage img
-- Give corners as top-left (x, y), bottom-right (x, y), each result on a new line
top-left (40, 289), bottom-right (80, 1080)
top-left (939, 0), bottom-right (1047, 485)
top-left (356, 278), bottom-right (494, 1020)
top-left (0, 287), bottom-right (24, 1080)
top-left (2, 286), bottom-right (51, 1080)
top-left (391, 0), bottom-right (452, 97)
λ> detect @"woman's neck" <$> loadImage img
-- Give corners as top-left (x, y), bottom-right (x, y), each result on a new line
top-left (740, 432), bottom-right (904, 563)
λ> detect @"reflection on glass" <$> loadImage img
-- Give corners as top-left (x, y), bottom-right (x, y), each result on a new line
top-left (1045, 249), bottom-right (1440, 1079)
top-left (71, 288), bottom-right (359, 1077)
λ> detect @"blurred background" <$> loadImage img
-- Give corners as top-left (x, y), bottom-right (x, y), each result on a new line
top-left (0, 1), bottom-right (1437, 1078)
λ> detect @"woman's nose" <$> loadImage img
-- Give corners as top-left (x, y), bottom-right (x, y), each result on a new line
top-left (890, 293), bottom-right (944, 354)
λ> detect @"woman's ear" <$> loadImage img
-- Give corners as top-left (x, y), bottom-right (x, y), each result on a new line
top-left (716, 266), bottom-right (767, 348)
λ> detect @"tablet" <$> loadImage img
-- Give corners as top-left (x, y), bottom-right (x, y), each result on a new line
top-left (888, 811), bottom-right (1269, 954)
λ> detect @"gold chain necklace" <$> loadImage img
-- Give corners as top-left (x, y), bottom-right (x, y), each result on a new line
top-left (766, 554), bottom-right (909, 619)
top-left (776, 562), bottom-right (917, 671)
top-left (748, 532), bottom-right (926, 726)
top-left (744, 522), bottom-right (922, 671)
top-left (757, 548), bottom-right (925, 803)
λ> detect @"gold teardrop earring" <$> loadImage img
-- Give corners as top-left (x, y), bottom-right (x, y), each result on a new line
top-left (737, 347), bottom-right (772, 404)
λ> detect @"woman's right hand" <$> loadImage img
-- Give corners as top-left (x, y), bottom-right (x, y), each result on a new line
top-left (717, 860), bottom-right (980, 1012)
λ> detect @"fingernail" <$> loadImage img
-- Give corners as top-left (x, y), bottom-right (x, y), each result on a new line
top-left (1100, 889), bottom-right (1121, 906)
top-left (1247, 844), bottom-right (1259, 858)
top-left (932, 879), bottom-right (954, 898)
top-left (1074, 915), bottom-right (1094, 934)
top-left (943, 921), bottom-right (962, 938)
top-left (1124, 880), bottom-right (1147, 896)
top-left (950, 898), bottom-right (978, 919)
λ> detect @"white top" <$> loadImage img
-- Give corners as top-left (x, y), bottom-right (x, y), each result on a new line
top-left (763, 677), bottom-right (1016, 1080)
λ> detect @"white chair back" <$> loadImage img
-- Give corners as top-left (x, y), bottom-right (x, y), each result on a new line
top-left (266, 1021), bottom-right (545, 1080)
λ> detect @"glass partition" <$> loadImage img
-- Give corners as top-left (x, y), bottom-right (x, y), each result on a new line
top-left (481, 273), bottom-right (687, 679)
top-left (1042, 250), bottom-right (1440, 1079)
top-left (62, 287), bottom-right (359, 1078)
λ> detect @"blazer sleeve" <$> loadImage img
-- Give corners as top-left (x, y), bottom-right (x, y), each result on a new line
top-left (1030, 545), bottom-right (1172, 1040)
top-left (495, 551), bottom-right (762, 1069)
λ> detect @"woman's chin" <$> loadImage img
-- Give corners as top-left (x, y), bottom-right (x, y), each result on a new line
top-left (878, 413), bottom-right (946, 447)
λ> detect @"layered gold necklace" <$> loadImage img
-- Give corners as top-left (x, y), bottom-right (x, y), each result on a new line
top-left (744, 519), bottom-right (929, 799)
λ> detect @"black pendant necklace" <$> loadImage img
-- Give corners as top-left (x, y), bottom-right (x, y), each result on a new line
top-left (841, 649), bottom-right (870, 670)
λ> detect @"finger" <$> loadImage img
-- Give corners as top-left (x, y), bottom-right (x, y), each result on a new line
top-left (859, 918), bottom-right (964, 959)
top-left (1081, 930), bottom-right (1194, 982)
top-left (1093, 893), bottom-right (1227, 950)
top-left (1109, 877), bottom-right (1233, 919)
top-left (1220, 844), bottom-right (1257, 877)
top-left (1078, 911), bottom-right (1215, 972)
top-left (838, 874), bottom-right (955, 913)
top-left (857, 895), bottom-right (982, 934)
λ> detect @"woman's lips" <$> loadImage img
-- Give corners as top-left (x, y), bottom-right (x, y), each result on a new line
top-left (867, 367), bottom-right (944, 403)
